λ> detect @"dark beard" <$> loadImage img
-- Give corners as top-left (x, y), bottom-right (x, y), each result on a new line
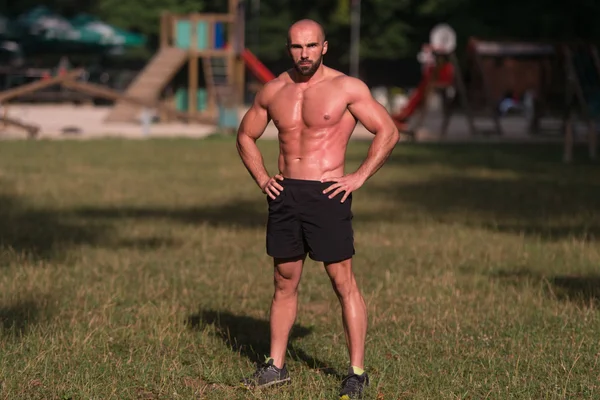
top-left (294, 55), bottom-right (322, 76)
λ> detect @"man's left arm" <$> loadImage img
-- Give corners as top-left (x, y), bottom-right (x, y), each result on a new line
top-left (322, 77), bottom-right (399, 202)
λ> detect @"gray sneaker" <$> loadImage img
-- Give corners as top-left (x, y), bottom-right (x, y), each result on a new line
top-left (339, 367), bottom-right (369, 399)
top-left (241, 357), bottom-right (291, 388)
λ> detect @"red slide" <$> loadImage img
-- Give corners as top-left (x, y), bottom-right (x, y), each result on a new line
top-left (242, 48), bottom-right (276, 84)
top-left (390, 62), bottom-right (454, 130)
top-left (390, 66), bottom-right (434, 129)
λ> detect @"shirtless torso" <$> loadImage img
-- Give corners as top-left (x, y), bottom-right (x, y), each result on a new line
top-left (260, 67), bottom-right (356, 181)
top-left (237, 65), bottom-right (399, 201)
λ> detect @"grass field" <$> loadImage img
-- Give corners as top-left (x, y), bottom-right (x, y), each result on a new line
top-left (0, 137), bottom-right (599, 400)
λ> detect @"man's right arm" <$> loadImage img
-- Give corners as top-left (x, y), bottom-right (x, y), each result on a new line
top-left (235, 88), bottom-right (272, 191)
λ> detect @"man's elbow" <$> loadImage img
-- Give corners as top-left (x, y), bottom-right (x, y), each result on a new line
top-left (236, 130), bottom-right (256, 153)
top-left (235, 131), bottom-right (245, 152)
top-left (236, 130), bottom-right (247, 143)
top-left (383, 125), bottom-right (400, 148)
top-left (390, 126), bottom-right (400, 144)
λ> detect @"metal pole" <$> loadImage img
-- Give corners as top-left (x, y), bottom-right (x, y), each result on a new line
top-left (253, 0), bottom-right (260, 51)
top-left (350, 0), bottom-right (360, 78)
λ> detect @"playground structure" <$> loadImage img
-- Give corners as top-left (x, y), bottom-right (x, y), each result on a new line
top-left (0, 69), bottom-right (85, 137)
top-left (0, 109), bottom-right (40, 137)
top-left (395, 24), bottom-right (598, 162)
top-left (391, 24), bottom-right (472, 137)
top-left (105, 7), bottom-right (242, 124)
top-left (105, 0), bottom-right (275, 128)
top-left (0, 0), bottom-right (277, 137)
top-left (0, 66), bottom-right (219, 138)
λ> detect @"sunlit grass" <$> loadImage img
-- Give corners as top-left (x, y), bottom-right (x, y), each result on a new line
top-left (0, 138), bottom-right (598, 399)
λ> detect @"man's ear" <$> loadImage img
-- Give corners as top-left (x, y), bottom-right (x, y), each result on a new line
top-left (322, 41), bottom-right (328, 55)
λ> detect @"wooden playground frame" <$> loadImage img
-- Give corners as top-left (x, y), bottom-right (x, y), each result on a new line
top-left (0, 1), bottom-right (248, 137)
top-left (158, 0), bottom-right (246, 121)
top-left (410, 37), bottom-right (597, 162)
top-left (562, 42), bottom-right (599, 162)
top-left (0, 66), bottom-right (218, 138)
top-left (461, 38), bottom-right (567, 137)
top-left (0, 70), bottom-right (83, 138)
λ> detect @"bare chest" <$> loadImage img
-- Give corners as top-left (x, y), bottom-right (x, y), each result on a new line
top-left (268, 85), bottom-right (349, 130)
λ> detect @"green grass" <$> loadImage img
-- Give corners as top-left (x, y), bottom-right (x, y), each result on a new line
top-left (0, 137), bottom-right (599, 399)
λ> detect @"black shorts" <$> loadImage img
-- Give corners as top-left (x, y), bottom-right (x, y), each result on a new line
top-left (266, 178), bottom-right (355, 263)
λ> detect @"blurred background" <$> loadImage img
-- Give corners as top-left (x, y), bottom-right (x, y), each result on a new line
top-left (1, 0), bottom-right (600, 148)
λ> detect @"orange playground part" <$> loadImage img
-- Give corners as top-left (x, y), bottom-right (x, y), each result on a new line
top-left (390, 62), bottom-right (455, 131)
top-left (242, 48), bottom-right (276, 84)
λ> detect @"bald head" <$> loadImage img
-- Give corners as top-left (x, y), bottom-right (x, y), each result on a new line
top-left (286, 19), bottom-right (328, 77)
top-left (287, 19), bottom-right (326, 46)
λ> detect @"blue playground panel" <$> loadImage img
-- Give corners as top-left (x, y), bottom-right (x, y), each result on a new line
top-left (175, 20), bottom-right (208, 49)
top-left (214, 22), bottom-right (226, 48)
top-left (218, 106), bottom-right (239, 129)
top-left (175, 88), bottom-right (208, 112)
top-left (174, 20), bottom-right (190, 48)
top-left (196, 21), bottom-right (207, 49)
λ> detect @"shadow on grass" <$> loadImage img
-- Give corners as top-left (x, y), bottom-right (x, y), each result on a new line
top-left (492, 269), bottom-right (600, 306)
top-left (0, 193), bottom-right (109, 264)
top-left (0, 298), bottom-right (49, 338)
top-left (73, 199), bottom-right (267, 229)
top-left (550, 276), bottom-right (600, 304)
top-left (362, 174), bottom-right (600, 241)
top-left (352, 142), bottom-right (598, 170)
top-left (186, 309), bottom-right (343, 379)
top-left (0, 188), bottom-right (266, 263)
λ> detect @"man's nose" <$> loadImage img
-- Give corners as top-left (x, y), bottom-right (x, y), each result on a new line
top-left (301, 47), bottom-right (308, 58)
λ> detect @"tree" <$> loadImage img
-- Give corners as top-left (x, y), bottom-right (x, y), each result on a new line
top-left (94, 0), bottom-right (206, 40)
top-left (248, 0), bottom-right (417, 63)
top-left (5, 0), bottom-right (600, 65)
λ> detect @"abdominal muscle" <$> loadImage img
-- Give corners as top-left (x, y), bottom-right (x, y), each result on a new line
top-left (277, 123), bottom-right (354, 181)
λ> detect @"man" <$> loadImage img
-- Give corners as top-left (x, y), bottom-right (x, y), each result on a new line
top-left (235, 18), bottom-right (399, 399)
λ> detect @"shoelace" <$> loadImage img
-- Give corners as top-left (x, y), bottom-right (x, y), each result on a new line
top-left (253, 362), bottom-right (276, 377)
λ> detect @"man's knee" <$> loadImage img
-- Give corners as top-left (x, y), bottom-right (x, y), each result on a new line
top-left (274, 273), bottom-right (300, 298)
top-left (325, 259), bottom-right (358, 298)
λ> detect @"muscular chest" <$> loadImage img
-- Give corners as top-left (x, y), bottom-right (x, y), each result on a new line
top-left (268, 85), bottom-right (347, 130)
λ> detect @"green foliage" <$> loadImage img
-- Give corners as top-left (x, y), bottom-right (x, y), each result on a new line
top-left (419, 0), bottom-right (600, 43)
top-left (249, 0), bottom-right (416, 63)
top-left (93, 0), bottom-right (205, 38)
top-left (4, 0), bottom-right (600, 63)
top-left (246, 1), bottom-right (294, 62)
top-left (331, 0), bottom-right (350, 26)
top-left (358, 0), bottom-right (414, 60)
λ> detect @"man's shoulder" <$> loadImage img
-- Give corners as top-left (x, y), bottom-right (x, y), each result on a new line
top-left (326, 73), bottom-right (371, 101)
top-left (262, 73), bottom-right (288, 91)
top-left (332, 74), bottom-right (368, 90)
top-left (254, 74), bottom-right (289, 105)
